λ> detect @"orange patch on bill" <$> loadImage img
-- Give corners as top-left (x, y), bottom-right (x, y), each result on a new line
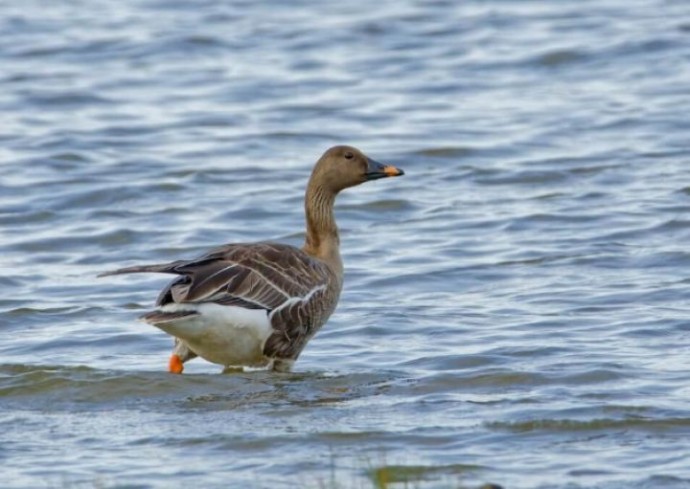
top-left (383, 165), bottom-right (403, 176)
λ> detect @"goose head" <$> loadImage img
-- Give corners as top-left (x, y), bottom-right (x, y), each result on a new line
top-left (309, 145), bottom-right (404, 193)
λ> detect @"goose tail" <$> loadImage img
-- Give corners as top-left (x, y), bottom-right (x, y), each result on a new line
top-left (97, 261), bottom-right (183, 278)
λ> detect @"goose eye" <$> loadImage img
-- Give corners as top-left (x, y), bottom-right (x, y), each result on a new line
top-left (344, 152), bottom-right (354, 160)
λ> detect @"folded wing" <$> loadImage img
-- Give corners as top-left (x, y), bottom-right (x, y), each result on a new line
top-left (101, 242), bottom-right (337, 360)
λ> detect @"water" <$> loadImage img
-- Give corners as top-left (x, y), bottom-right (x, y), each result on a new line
top-left (1, 0), bottom-right (690, 487)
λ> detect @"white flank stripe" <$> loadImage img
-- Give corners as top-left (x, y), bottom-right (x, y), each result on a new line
top-left (268, 284), bottom-right (326, 320)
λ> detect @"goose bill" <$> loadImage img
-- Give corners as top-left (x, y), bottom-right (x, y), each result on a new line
top-left (364, 158), bottom-right (405, 180)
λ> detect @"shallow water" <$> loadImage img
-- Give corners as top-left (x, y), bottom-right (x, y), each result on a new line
top-left (2, 0), bottom-right (690, 488)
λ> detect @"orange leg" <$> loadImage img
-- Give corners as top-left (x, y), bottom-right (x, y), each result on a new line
top-left (168, 354), bottom-right (184, 374)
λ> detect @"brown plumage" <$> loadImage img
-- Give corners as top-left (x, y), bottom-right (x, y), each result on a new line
top-left (100, 145), bottom-right (404, 373)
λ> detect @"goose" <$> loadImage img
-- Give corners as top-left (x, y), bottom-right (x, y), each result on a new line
top-left (100, 145), bottom-right (404, 373)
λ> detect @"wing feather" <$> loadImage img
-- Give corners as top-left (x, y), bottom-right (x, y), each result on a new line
top-left (104, 243), bottom-right (330, 312)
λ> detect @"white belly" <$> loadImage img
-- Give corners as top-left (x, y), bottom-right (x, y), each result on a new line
top-left (152, 303), bottom-right (273, 367)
